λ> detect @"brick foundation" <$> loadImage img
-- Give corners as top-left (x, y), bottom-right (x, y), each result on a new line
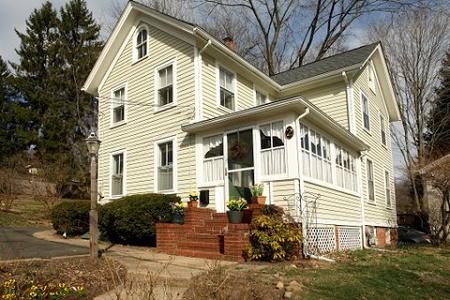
top-left (156, 206), bottom-right (264, 261)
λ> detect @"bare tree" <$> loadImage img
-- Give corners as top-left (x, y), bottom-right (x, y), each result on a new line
top-left (370, 6), bottom-right (450, 215)
top-left (198, 0), bottom-right (423, 75)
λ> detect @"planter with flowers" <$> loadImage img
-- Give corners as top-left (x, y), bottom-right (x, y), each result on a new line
top-left (171, 202), bottom-right (185, 224)
top-left (250, 184), bottom-right (266, 205)
top-left (188, 191), bottom-right (199, 208)
top-left (226, 198), bottom-right (247, 224)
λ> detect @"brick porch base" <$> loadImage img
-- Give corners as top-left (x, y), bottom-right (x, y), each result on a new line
top-left (156, 205), bottom-right (264, 261)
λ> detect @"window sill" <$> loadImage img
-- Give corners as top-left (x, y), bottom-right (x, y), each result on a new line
top-left (132, 55), bottom-right (148, 66)
top-left (385, 206), bottom-right (393, 210)
top-left (110, 121), bottom-right (127, 129)
top-left (216, 105), bottom-right (235, 114)
top-left (362, 127), bottom-right (371, 136)
top-left (155, 103), bottom-right (177, 113)
top-left (157, 189), bottom-right (177, 195)
top-left (111, 194), bottom-right (124, 200)
top-left (367, 201), bottom-right (376, 206)
top-left (198, 182), bottom-right (224, 188)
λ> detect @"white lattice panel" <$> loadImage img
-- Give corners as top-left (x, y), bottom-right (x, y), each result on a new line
top-left (306, 226), bottom-right (336, 254)
top-left (338, 226), bottom-right (362, 251)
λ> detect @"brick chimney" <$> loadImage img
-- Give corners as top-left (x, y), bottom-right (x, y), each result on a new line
top-left (223, 37), bottom-right (237, 52)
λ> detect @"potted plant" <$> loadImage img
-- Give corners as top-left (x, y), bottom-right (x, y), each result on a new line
top-left (250, 184), bottom-right (266, 205)
top-left (226, 198), bottom-right (247, 224)
top-left (188, 191), bottom-right (199, 208)
top-left (171, 202), bottom-right (185, 224)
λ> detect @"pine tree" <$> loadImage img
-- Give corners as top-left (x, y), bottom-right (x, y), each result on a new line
top-left (12, 1), bottom-right (64, 157)
top-left (428, 48), bottom-right (450, 157)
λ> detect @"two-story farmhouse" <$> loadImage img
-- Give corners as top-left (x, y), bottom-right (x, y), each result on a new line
top-left (83, 1), bottom-right (399, 251)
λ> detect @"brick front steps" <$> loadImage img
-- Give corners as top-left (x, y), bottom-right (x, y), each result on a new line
top-left (156, 206), bottom-right (264, 261)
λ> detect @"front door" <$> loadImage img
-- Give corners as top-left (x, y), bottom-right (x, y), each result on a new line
top-left (225, 128), bottom-right (255, 206)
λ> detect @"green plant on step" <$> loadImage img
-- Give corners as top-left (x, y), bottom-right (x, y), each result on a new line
top-left (250, 184), bottom-right (264, 197)
top-left (172, 201), bottom-right (185, 216)
top-left (227, 198), bottom-right (247, 211)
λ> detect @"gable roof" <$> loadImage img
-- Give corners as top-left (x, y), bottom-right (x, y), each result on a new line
top-left (270, 43), bottom-right (379, 85)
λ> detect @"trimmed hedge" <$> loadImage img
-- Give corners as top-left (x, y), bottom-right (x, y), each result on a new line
top-left (51, 200), bottom-right (90, 236)
top-left (99, 193), bottom-right (180, 246)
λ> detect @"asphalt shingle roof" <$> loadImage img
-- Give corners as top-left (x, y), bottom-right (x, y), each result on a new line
top-left (270, 43), bottom-right (379, 85)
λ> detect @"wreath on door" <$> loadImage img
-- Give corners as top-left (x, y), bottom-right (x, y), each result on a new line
top-left (229, 141), bottom-right (249, 160)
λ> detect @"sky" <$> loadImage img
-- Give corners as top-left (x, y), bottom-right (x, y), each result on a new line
top-left (0, 0), bottom-right (128, 64)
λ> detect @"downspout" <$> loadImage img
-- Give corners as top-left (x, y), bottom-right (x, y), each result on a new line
top-left (193, 32), bottom-right (211, 121)
top-left (294, 108), bottom-right (311, 258)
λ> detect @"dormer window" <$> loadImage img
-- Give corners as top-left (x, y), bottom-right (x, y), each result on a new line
top-left (135, 27), bottom-right (148, 61)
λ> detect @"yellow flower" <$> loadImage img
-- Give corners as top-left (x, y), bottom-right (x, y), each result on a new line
top-left (29, 291), bottom-right (37, 298)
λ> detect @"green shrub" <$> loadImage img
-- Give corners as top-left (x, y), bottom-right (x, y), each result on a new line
top-left (51, 200), bottom-right (90, 236)
top-left (99, 193), bottom-right (180, 246)
top-left (245, 206), bottom-right (302, 261)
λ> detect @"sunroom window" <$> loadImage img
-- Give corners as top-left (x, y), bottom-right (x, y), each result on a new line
top-left (158, 65), bottom-right (173, 107)
top-left (335, 145), bottom-right (357, 191)
top-left (112, 87), bottom-right (125, 124)
top-left (260, 121), bottom-right (286, 176)
top-left (219, 68), bottom-right (234, 110)
top-left (157, 141), bottom-right (173, 191)
top-left (203, 135), bottom-right (224, 183)
top-left (300, 124), bottom-right (332, 183)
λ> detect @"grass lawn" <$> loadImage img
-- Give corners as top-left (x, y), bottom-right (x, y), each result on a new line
top-left (0, 196), bottom-right (53, 227)
top-left (258, 246), bottom-right (450, 300)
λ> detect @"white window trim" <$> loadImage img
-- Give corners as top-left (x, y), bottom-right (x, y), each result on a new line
top-left (132, 24), bottom-right (149, 63)
top-left (379, 111), bottom-right (388, 149)
top-left (253, 84), bottom-right (270, 106)
top-left (201, 133), bottom-right (225, 186)
top-left (110, 149), bottom-right (127, 199)
top-left (258, 120), bottom-right (288, 181)
top-left (368, 61), bottom-right (376, 94)
top-left (384, 168), bottom-right (392, 209)
top-left (154, 135), bottom-right (177, 194)
top-left (154, 59), bottom-right (177, 112)
top-left (110, 83), bottom-right (128, 128)
top-left (334, 143), bottom-right (359, 193)
top-left (360, 90), bottom-right (371, 134)
top-left (216, 63), bottom-right (237, 112)
top-left (366, 158), bottom-right (376, 204)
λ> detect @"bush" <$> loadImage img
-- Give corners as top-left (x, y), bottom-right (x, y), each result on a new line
top-left (51, 200), bottom-right (90, 236)
top-left (245, 206), bottom-right (302, 261)
top-left (99, 193), bottom-right (180, 246)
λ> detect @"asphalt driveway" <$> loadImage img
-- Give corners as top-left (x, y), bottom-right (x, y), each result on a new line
top-left (0, 227), bottom-right (88, 260)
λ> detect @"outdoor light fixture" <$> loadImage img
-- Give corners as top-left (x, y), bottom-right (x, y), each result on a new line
top-left (86, 131), bottom-right (101, 155)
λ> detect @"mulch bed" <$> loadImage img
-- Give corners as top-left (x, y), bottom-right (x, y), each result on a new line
top-left (0, 256), bottom-right (126, 298)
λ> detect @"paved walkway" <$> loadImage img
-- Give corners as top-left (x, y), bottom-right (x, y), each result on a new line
top-left (0, 227), bottom-right (88, 261)
top-left (34, 230), bottom-right (237, 299)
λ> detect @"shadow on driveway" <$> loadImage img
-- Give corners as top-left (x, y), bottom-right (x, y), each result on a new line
top-left (0, 227), bottom-right (88, 260)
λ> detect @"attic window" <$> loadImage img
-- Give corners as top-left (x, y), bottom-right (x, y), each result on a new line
top-left (135, 26), bottom-right (148, 61)
top-left (368, 62), bottom-right (376, 93)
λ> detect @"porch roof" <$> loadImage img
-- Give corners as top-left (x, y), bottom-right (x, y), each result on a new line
top-left (182, 97), bottom-right (370, 152)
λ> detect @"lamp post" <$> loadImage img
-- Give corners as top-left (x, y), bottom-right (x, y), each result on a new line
top-left (86, 132), bottom-right (101, 260)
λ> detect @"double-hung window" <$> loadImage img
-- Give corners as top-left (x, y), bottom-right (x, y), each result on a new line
top-left (385, 170), bottom-right (391, 207)
top-left (219, 68), bottom-right (235, 110)
top-left (256, 91), bottom-right (268, 105)
top-left (300, 124), bottom-right (332, 184)
top-left (366, 159), bottom-right (375, 202)
top-left (158, 64), bottom-right (174, 107)
top-left (362, 93), bottom-right (370, 131)
top-left (203, 135), bottom-right (224, 183)
top-left (157, 141), bottom-right (174, 192)
top-left (260, 121), bottom-right (286, 176)
top-left (335, 146), bottom-right (357, 191)
top-left (136, 28), bottom-right (148, 60)
top-left (380, 115), bottom-right (386, 146)
top-left (111, 153), bottom-right (124, 196)
top-left (368, 62), bottom-right (376, 92)
top-left (112, 87), bottom-right (125, 124)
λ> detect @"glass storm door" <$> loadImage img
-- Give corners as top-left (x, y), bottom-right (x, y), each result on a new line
top-left (225, 128), bottom-right (255, 204)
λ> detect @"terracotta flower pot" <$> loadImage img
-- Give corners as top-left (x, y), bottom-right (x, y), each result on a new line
top-left (252, 196), bottom-right (267, 205)
top-left (188, 200), bottom-right (198, 208)
top-left (227, 211), bottom-right (244, 224)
